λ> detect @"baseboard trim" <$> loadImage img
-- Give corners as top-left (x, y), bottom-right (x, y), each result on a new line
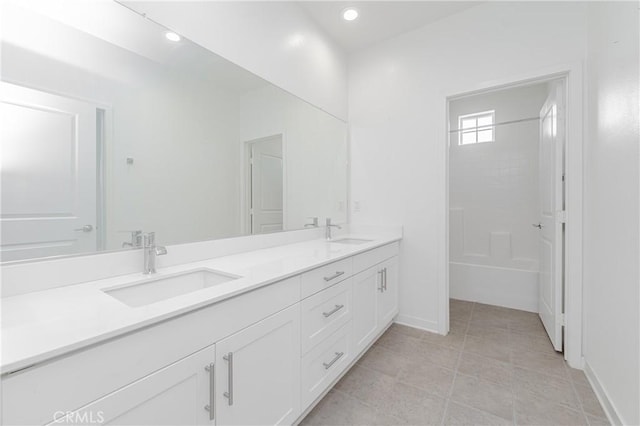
top-left (583, 361), bottom-right (624, 426)
top-left (394, 315), bottom-right (439, 334)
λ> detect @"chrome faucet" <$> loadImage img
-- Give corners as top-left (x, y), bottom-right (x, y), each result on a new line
top-left (325, 218), bottom-right (342, 241)
top-left (305, 217), bottom-right (319, 228)
top-left (143, 232), bottom-right (167, 274)
top-left (122, 230), bottom-right (143, 248)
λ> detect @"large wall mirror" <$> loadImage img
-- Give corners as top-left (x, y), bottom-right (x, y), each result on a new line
top-left (0, 0), bottom-right (348, 263)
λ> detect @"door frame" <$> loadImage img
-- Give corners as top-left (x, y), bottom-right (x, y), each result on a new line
top-left (441, 62), bottom-right (584, 368)
top-left (241, 134), bottom-right (286, 235)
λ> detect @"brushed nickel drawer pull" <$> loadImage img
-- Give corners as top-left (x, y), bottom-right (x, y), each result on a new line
top-left (323, 351), bottom-right (345, 369)
top-left (204, 363), bottom-right (215, 420)
top-left (378, 270), bottom-right (384, 292)
top-left (323, 271), bottom-right (345, 282)
top-left (383, 267), bottom-right (388, 291)
top-left (223, 352), bottom-right (233, 406)
top-left (322, 304), bottom-right (345, 318)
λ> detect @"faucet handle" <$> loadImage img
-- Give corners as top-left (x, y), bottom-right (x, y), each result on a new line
top-left (155, 246), bottom-right (168, 256)
top-left (305, 217), bottom-right (319, 228)
top-left (325, 218), bottom-right (342, 229)
top-left (121, 230), bottom-right (143, 248)
top-left (143, 232), bottom-right (155, 247)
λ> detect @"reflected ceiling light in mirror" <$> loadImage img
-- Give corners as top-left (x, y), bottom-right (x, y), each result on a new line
top-left (342, 7), bottom-right (359, 21)
top-left (288, 33), bottom-right (305, 48)
top-left (165, 31), bottom-right (181, 42)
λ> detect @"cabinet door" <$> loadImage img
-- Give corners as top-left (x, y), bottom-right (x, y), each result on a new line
top-left (377, 256), bottom-right (399, 330)
top-left (352, 266), bottom-right (380, 355)
top-left (215, 305), bottom-right (301, 426)
top-left (47, 345), bottom-right (216, 426)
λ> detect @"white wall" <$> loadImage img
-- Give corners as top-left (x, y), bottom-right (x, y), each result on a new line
top-left (348, 2), bottom-right (587, 331)
top-left (123, 1), bottom-right (348, 121)
top-left (239, 85), bottom-right (348, 230)
top-left (583, 2), bottom-right (639, 424)
top-left (448, 84), bottom-right (548, 312)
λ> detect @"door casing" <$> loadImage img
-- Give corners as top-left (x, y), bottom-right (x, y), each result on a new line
top-left (442, 62), bottom-right (584, 368)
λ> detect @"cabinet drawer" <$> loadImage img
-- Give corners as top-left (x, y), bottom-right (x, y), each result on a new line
top-left (353, 242), bottom-right (399, 273)
top-left (301, 322), bottom-right (352, 408)
top-left (301, 278), bottom-right (352, 354)
top-left (377, 242), bottom-right (400, 263)
top-left (301, 257), bottom-right (353, 299)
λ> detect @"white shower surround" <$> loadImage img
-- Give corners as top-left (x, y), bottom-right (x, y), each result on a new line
top-left (448, 83), bottom-right (549, 311)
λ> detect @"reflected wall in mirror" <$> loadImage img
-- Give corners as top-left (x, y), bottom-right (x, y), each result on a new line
top-left (0, 0), bottom-right (348, 262)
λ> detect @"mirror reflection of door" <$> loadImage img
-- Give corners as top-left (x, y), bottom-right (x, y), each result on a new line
top-left (0, 82), bottom-right (101, 261)
top-left (248, 135), bottom-right (283, 234)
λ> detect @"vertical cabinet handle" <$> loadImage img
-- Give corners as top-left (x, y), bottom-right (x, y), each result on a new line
top-left (223, 352), bottom-right (234, 406)
top-left (377, 270), bottom-right (384, 292)
top-left (204, 363), bottom-right (215, 420)
top-left (383, 267), bottom-right (388, 291)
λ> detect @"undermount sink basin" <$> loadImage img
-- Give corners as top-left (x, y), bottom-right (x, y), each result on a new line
top-left (103, 268), bottom-right (241, 307)
top-left (329, 238), bottom-right (373, 245)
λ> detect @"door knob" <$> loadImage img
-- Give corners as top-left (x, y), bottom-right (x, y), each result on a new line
top-left (532, 223), bottom-right (543, 229)
top-left (74, 225), bottom-right (93, 232)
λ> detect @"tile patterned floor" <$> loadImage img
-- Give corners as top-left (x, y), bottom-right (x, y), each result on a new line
top-left (301, 299), bottom-right (609, 426)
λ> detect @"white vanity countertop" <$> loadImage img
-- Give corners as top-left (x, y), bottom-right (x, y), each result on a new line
top-left (1, 232), bottom-right (401, 374)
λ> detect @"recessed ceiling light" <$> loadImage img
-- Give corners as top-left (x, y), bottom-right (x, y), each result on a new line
top-left (342, 8), bottom-right (359, 21)
top-left (165, 31), bottom-right (181, 42)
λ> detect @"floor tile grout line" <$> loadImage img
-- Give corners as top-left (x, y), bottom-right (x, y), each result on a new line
top-left (566, 365), bottom-right (597, 424)
top-left (470, 302), bottom-right (517, 426)
top-left (447, 302), bottom-right (520, 425)
top-left (439, 301), bottom-right (473, 426)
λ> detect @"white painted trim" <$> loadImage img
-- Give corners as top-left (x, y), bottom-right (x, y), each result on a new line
top-left (440, 61), bottom-right (584, 367)
top-left (584, 362), bottom-right (624, 426)
top-left (439, 93), bottom-right (451, 336)
top-left (562, 63), bottom-right (585, 369)
top-left (395, 315), bottom-right (439, 334)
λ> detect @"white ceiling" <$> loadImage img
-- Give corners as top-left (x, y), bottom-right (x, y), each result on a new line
top-left (298, 1), bottom-right (482, 52)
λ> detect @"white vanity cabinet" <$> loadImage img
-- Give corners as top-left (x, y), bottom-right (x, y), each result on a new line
top-left (45, 345), bottom-right (217, 426)
top-left (214, 305), bottom-right (301, 426)
top-left (377, 256), bottom-right (399, 329)
top-left (351, 248), bottom-right (400, 355)
top-left (1, 239), bottom-right (401, 426)
top-left (352, 265), bottom-right (380, 355)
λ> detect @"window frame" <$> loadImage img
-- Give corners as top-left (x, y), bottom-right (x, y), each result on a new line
top-left (457, 110), bottom-right (495, 145)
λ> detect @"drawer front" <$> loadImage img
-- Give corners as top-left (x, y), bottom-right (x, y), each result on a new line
top-left (301, 257), bottom-right (353, 299)
top-left (353, 242), bottom-right (400, 273)
top-left (377, 242), bottom-right (400, 263)
top-left (301, 278), bottom-right (352, 354)
top-left (301, 322), bottom-right (352, 408)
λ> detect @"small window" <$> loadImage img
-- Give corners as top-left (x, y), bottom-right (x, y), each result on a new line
top-left (458, 110), bottom-right (495, 145)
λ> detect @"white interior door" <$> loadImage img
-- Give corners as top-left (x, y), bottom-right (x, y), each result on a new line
top-left (537, 81), bottom-right (565, 351)
top-left (249, 136), bottom-right (283, 234)
top-left (1, 82), bottom-right (98, 261)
